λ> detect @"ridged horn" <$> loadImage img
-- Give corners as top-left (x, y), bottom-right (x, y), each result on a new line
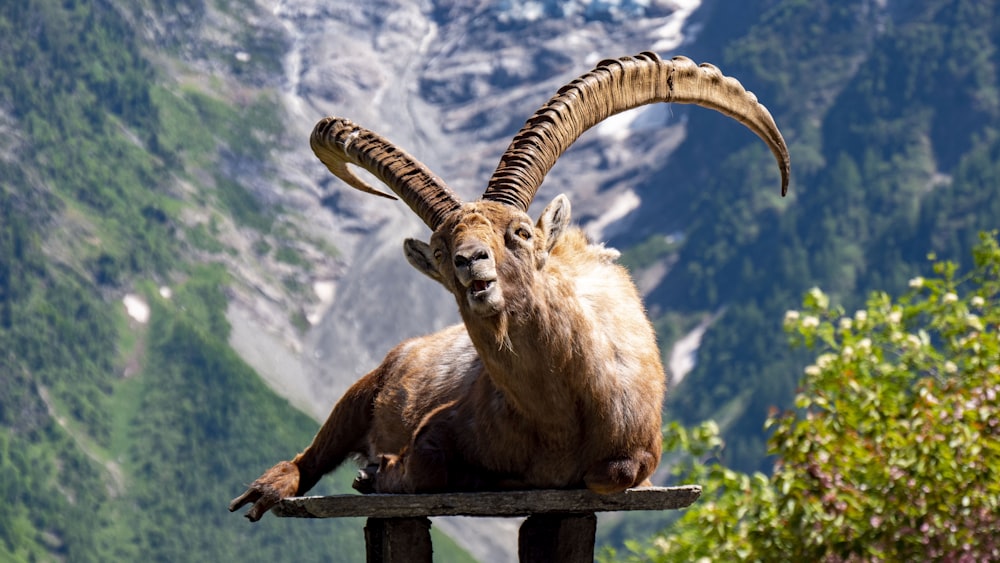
top-left (311, 117), bottom-right (462, 231)
top-left (483, 52), bottom-right (791, 211)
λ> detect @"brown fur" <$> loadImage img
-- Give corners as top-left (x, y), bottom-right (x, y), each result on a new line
top-left (230, 195), bottom-right (665, 521)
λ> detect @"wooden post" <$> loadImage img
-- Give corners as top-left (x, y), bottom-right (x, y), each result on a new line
top-left (274, 485), bottom-right (701, 562)
top-left (365, 517), bottom-right (432, 563)
top-left (518, 513), bottom-right (597, 563)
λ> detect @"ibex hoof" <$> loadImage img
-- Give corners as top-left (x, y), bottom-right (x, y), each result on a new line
top-left (352, 463), bottom-right (379, 494)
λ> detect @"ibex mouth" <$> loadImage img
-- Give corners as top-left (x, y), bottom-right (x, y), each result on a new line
top-left (470, 279), bottom-right (495, 297)
top-left (466, 277), bottom-right (502, 316)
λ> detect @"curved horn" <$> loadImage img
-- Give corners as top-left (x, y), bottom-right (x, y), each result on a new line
top-left (483, 52), bottom-right (791, 211)
top-left (311, 117), bottom-right (462, 230)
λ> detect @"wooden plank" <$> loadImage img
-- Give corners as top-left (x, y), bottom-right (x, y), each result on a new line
top-left (518, 513), bottom-right (596, 563)
top-left (273, 485), bottom-right (701, 519)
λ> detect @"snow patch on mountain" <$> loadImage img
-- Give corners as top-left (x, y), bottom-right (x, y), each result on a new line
top-left (652, 0), bottom-right (703, 51)
top-left (585, 189), bottom-right (641, 242)
top-left (668, 312), bottom-right (717, 385)
top-left (123, 294), bottom-right (150, 324)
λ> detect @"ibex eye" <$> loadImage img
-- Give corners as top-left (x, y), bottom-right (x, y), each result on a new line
top-left (515, 227), bottom-right (532, 241)
top-left (433, 249), bottom-right (443, 261)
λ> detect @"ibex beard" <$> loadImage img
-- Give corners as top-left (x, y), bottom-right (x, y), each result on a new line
top-left (230, 51), bottom-right (789, 522)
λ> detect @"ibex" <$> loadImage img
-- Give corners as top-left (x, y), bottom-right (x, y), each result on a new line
top-left (230, 52), bottom-right (789, 521)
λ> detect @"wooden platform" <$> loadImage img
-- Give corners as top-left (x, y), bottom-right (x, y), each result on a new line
top-left (274, 486), bottom-right (701, 562)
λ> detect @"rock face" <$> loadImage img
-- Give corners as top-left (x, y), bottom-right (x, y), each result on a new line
top-left (144, 1), bottom-right (704, 560)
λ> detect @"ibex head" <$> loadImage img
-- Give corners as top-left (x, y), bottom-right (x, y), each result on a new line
top-left (400, 196), bottom-right (570, 319)
top-left (310, 53), bottom-right (790, 322)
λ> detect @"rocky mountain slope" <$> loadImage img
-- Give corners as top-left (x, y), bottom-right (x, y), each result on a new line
top-left (186, 0), bottom-right (710, 421)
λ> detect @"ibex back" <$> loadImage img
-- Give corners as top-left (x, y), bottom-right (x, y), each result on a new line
top-left (231, 52), bottom-right (790, 522)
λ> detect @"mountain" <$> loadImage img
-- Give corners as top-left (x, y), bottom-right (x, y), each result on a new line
top-left (1, 0), bottom-right (998, 561)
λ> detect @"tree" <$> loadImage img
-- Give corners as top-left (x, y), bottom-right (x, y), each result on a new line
top-left (615, 232), bottom-right (1000, 562)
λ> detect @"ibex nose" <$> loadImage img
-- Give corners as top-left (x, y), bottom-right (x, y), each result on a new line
top-left (454, 244), bottom-right (490, 270)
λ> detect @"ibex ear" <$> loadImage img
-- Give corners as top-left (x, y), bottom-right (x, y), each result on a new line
top-left (535, 194), bottom-right (571, 268)
top-left (404, 239), bottom-right (444, 284)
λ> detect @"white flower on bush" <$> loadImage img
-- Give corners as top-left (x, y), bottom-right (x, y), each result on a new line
top-left (808, 287), bottom-right (830, 310)
top-left (804, 364), bottom-right (822, 376)
top-left (919, 386), bottom-right (939, 405)
top-left (857, 338), bottom-right (872, 351)
top-left (971, 295), bottom-right (985, 308)
top-left (784, 310), bottom-right (800, 326)
top-left (839, 317), bottom-right (853, 331)
top-left (816, 353), bottom-right (837, 369)
top-left (854, 310), bottom-right (868, 327)
top-left (966, 314), bottom-right (984, 331)
top-left (801, 315), bottom-right (820, 329)
top-left (909, 276), bottom-right (925, 288)
top-left (888, 309), bottom-right (903, 325)
top-left (943, 292), bottom-right (958, 304)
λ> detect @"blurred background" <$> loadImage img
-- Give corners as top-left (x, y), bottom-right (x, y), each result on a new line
top-left (1, 0), bottom-right (997, 561)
